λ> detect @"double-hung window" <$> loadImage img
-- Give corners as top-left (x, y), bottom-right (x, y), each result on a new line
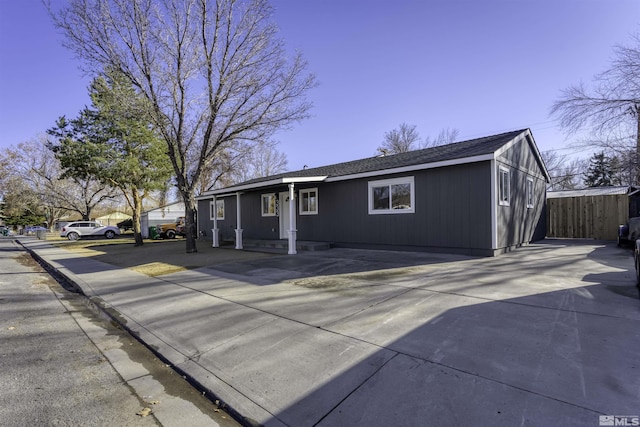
top-left (261, 193), bottom-right (277, 216)
top-left (499, 167), bottom-right (510, 206)
top-left (209, 199), bottom-right (225, 220)
top-left (368, 177), bottom-right (415, 214)
top-left (299, 188), bottom-right (318, 215)
top-left (526, 178), bottom-right (534, 209)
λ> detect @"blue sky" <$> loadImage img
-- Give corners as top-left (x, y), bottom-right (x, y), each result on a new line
top-left (1, 0), bottom-right (639, 171)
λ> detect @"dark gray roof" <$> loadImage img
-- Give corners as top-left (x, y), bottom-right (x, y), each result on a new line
top-left (237, 129), bottom-right (528, 187)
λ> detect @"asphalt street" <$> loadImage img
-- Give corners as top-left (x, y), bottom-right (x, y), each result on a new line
top-left (0, 238), bottom-right (238, 427)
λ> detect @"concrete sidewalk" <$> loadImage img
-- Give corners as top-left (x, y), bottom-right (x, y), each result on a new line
top-left (18, 238), bottom-right (640, 426)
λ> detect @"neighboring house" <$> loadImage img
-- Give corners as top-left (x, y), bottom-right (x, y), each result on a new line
top-left (140, 202), bottom-right (185, 238)
top-left (95, 211), bottom-right (131, 226)
top-left (196, 129), bottom-right (549, 256)
top-left (547, 185), bottom-right (636, 240)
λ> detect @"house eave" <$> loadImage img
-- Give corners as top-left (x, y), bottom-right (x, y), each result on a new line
top-left (197, 176), bottom-right (329, 198)
top-left (197, 155), bottom-right (499, 199)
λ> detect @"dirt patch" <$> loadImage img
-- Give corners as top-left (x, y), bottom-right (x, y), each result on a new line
top-left (290, 276), bottom-right (366, 289)
top-left (130, 262), bottom-right (187, 276)
top-left (288, 275), bottom-right (379, 297)
top-left (50, 237), bottom-right (275, 277)
top-left (345, 268), bottom-right (417, 282)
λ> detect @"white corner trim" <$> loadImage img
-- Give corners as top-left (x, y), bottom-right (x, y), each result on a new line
top-left (491, 159), bottom-right (498, 250)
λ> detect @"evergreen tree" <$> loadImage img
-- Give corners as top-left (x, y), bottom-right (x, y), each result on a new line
top-left (584, 152), bottom-right (620, 187)
top-left (48, 69), bottom-right (172, 246)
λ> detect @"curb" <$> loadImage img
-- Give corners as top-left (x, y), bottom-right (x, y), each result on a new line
top-left (17, 239), bottom-right (260, 427)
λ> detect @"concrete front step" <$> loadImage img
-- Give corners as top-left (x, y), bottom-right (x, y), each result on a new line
top-left (243, 239), bottom-right (332, 251)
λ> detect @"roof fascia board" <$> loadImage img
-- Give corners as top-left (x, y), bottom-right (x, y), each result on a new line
top-left (325, 153), bottom-right (494, 183)
top-left (282, 176), bottom-right (328, 183)
top-left (196, 178), bottom-right (283, 198)
top-left (198, 176), bottom-right (328, 198)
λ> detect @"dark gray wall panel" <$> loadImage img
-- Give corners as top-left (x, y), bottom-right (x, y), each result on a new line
top-left (295, 163), bottom-right (493, 252)
top-left (239, 192), bottom-right (279, 240)
top-left (496, 138), bottom-right (547, 248)
top-left (197, 196), bottom-right (239, 242)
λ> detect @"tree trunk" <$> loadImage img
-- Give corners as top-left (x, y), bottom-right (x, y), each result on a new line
top-left (132, 190), bottom-right (143, 247)
top-left (636, 104), bottom-right (640, 186)
top-left (183, 195), bottom-right (198, 254)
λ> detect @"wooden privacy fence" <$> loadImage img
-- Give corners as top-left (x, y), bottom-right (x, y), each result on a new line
top-left (546, 194), bottom-right (628, 240)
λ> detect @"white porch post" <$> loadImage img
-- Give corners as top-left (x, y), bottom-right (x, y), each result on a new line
top-left (211, 196), bottom-right (219, 248)
top-left (490, 159), bottom-right (498, 251)
top-left (288, 183), bottom-right (297, 255)
top-left (235, 192), bottom-right (243, 249)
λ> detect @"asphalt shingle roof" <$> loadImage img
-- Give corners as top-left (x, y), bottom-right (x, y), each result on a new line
top-left (237, 129), bottom-right (527, 187)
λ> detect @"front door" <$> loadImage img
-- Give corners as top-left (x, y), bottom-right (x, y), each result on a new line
top-left (279, 193), bottom-right (290, 239)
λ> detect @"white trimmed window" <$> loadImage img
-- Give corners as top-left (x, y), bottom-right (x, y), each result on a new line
top-left (299, 188), bottom-right (318, 215)
top-left (526, 178), bottom-right (534, 209)
top-left (209, 199), bottom-right (225, 220)
top-left (499, 167), bottom-right (510, 206)
top-left (368, 177), bottom-right (415, 214)
top-left (261, 193), bottom-right (277, 216)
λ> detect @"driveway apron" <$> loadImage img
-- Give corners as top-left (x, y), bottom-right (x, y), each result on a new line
top-left (20, 239), bottom-right (640, 427)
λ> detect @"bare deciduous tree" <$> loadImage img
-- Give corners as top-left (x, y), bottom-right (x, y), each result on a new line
top-left (194, 147), bottom-right (236, 195)
top-left (49, 0), bottom-right (317, 252)
top-left (551, 33), bottom-right (640, 183)
top-left (231, 140), bottom-right (288, 183)
top-left (377, 124), bottom-right (460, 155)
top-left (377, 123), bottom-right (421, 155)
top-left (541, 150), bottom-right (586, 191)
top-left (194, 140), bottom-right (288, 194)
top-left (0, 137), bottom-right (117, 226)
top-left (422, 127), bottom-right (459, 148)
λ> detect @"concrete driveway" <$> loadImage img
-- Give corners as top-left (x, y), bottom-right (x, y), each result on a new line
top-left (21, 238), bottom-right (640, 426)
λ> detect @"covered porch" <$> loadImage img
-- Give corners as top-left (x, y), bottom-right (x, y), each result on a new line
top-left (204, 176), bottom-right (328, 255)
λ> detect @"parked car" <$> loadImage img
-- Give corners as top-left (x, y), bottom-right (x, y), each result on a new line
top-left (60, 221), bottom-right (120, 241)
top-left (633, 239), bottom-right (640, 298)
top-left (117, 218), bottom-right (133, 232)
top-left (618, 216), bottom-right (640, 246)
top-left (24, 226), bottom-right (48, 235)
